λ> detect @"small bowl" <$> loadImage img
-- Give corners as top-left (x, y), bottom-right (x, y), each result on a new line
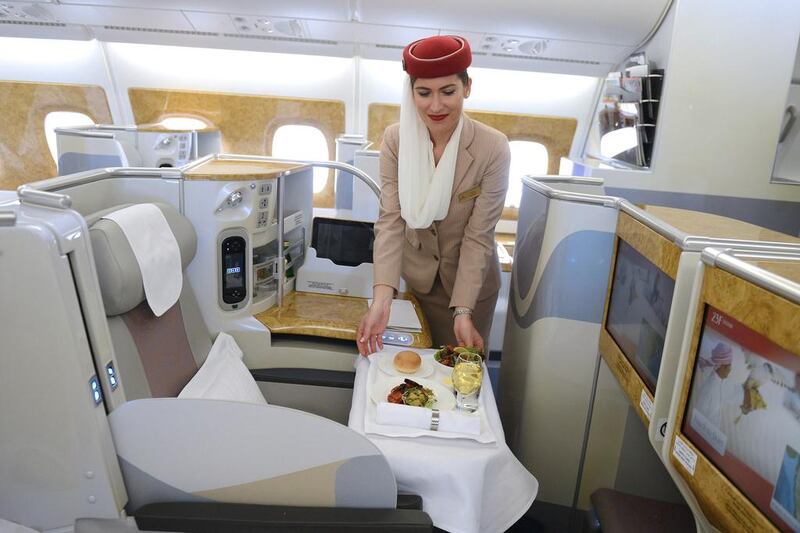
top-left (433, 349), bottom-right (457, 374)
top-left (435, 347), bottom-right (486, 371)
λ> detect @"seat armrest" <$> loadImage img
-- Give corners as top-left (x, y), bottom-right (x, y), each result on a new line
top-left (133, 502), bottom-right (433, 532)
top-left (396, 493), bottom-right (423, 510)
top-left (109, 399), bottom-right (396, 511)
top-left (251, 368), bottom-right (355, 389)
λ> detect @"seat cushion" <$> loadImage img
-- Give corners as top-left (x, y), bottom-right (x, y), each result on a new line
top-left (121, 300), bottom-right (198, 398)
top-left (590, 488), bottom-right (695, 533)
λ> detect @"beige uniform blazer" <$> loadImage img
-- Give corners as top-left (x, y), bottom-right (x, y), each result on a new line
top-left (373, 116), bottom-right (511, 310)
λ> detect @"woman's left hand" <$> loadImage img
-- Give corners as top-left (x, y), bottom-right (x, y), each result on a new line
top-left (454, 314), bottom-right (484, 350)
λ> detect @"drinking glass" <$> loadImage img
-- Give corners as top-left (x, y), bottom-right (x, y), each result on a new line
top-left (452, 352), bottom-right (483, 412)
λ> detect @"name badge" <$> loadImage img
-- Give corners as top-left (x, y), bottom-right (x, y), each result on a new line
top-left (458, 185), bottom-right (481, 202)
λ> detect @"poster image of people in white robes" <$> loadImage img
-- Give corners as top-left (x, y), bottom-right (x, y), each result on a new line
top-left (684, 305), bottom-right (800, 532)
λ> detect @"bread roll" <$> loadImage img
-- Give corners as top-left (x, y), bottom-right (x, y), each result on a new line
top-left (393, 350), bottom-right (422, 374)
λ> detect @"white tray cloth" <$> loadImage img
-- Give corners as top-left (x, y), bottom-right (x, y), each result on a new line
top-left (364, 353), bottom-right (494, 443)
top-left (349, 347), bottom-right (538, 533)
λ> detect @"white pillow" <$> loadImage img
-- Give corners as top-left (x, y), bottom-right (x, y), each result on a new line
top-left (178, 332), bottom-right (267, 405)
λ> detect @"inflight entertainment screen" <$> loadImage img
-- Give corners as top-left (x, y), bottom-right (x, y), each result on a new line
top-left (684, 305), bottom-right (800, 531)
top-left (606, 239), bottom-right (676, 392)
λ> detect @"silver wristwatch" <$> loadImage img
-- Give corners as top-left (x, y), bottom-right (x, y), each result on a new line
top-left (452, 306), bottom-right (473, 318)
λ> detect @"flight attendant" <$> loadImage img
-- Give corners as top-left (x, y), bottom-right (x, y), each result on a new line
top-left (357, 35), bottom-right (510, 355)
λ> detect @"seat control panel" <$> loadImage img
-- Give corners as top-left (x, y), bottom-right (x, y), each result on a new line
top-left (381, 330), bottom-right (413, 346)
top-left (218, 228), bottom-right (248, 311)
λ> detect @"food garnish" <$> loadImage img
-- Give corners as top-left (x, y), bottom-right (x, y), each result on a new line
top-left (434, 345), bottom-right (484, 367)
top-left (387, 378), bottom-right (436, 408)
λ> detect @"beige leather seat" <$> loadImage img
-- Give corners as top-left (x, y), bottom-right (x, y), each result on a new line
top-left (84, 203), bottom-right (431, 532)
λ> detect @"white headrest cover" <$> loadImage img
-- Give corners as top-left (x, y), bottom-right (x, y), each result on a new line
top-left (88, 203), bottom-right (197, 316)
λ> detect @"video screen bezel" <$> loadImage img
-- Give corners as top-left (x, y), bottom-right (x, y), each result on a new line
top-left (605, 238), bottom-right (676, 393)
top-left (310, 217), bottom-right (375, 268)
top-left (598, 213), bottom-right (680, 427)
top-left (669, 265), bottom-right (800, 533)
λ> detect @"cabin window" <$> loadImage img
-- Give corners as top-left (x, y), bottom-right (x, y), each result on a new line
top-left (506, 140), bottom-right (549, 209)
top-left (271, 125), bottom-right (329, 193)
top-left (43, 111), bottom-right (95, 163)
top-left (158, 117), bottom-right (210, 131)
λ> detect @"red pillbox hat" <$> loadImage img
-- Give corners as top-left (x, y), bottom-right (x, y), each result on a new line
top-left (402, 35), bottom-right (472, 78)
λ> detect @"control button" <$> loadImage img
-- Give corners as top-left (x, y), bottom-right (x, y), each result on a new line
top-left (89, 376), bottom-right (103, 406)
top-left (227, 191), bottom-right (243, 208)
top-left (382, 331), bottom-right (412, 346)
top-left (105, 362), bottom-right (118, 391)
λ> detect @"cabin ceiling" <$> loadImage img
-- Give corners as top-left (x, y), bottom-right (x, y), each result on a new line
top-left (0, 0), bottom-right (672, 76)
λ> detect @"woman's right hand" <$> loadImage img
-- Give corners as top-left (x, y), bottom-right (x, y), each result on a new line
top-left (356, 285), bottom-right (394, 356)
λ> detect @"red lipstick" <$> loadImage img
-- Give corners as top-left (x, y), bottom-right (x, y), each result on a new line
top-left (428, 114), bottom-right (448, 122)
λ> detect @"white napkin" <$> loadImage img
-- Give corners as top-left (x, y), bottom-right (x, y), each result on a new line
top-left (103, 204), bottom-right (182, 317)
top-left (0, 519), bottom-right (39, 533)
top-left (367, 299), bottom-right (422, 331)
top-left (376, 402), bottom-right (481, 435)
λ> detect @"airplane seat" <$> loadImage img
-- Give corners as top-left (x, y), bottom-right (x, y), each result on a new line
top-left (83, 203), bottom-right (432, 532)
top-left (87, 203), bottom-right (211, 400)
top-left (584, 488), bottom-right (694, 533)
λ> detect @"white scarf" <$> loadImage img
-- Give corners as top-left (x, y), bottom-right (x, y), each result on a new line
top-left (398, 75), bottom-right (464, 229)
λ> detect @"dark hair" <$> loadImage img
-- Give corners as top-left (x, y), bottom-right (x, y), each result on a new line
top-left (410, 70), bottom-right (470, 88)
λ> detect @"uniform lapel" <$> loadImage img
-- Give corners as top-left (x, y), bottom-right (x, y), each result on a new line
top-left (451, 116), bottom-right (475, 195)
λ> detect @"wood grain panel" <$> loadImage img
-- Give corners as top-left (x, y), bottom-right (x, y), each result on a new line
top-left (0, 81), bottom-right (112, 190)
top-left (129, 88), bottom-right (345, 208)
top-left (641, 205), bottom-right (800, 244)
top-left (254, 291), bottom-right (432, 349)
top-left (703, 268), bottom-right (800, 355)
top-left (617, 211), bottom-right (681, 279)
top-left (669, 266), bottom-right (800, 533)
top-left (596, 212), bottom-right (679, 429)
top-left (367, 103), bottom-right (577, 219)
top-left (184, 159), bottom-right (308, 181)
top-left (599, 329), bottom-right (653, 427)
top-left (742, 258), bottom-right (800, 286)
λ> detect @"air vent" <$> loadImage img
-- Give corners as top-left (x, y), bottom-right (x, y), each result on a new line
top-left (0, 2), bottom-right (55, 23)
top-left (222, 33), bottom-right (337, 45)
top-left (102, 25), bottom-right (218, 37)
top-left (491, 53), bottom-right (600, 66)
top-left (229, 16), bottom-right (308, 39)
top-left (0, 19), bottom-right (65, 27)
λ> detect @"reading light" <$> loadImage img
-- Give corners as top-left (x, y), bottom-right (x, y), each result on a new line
top-left (518, 40), bottom-right (548, 56)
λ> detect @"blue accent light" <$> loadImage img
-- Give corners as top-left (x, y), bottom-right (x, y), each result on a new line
top-left (382, 331), bottom-right (413, 346)
top-left (105, 362), bottom-right (118, 391)
top-left (89, 376), bottom-right (103, 406)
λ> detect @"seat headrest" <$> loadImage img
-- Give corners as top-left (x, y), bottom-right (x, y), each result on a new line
top-left (88, 203), bottom-right (197, 316)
